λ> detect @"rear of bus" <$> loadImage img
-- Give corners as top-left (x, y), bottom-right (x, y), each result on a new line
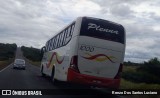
top-left (67, 17), bottom-right (125, 88)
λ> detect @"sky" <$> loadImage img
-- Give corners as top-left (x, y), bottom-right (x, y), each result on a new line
top-left (0, 0), bottom-right (160, 63)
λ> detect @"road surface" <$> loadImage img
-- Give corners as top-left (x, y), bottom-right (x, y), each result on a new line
top-left (0, 48), bottom-right (122, 98)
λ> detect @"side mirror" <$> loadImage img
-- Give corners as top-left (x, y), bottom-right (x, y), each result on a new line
top-left (41, 46), bottom-right (46, 53)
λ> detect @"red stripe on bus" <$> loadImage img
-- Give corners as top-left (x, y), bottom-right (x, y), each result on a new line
top-left (82, 54), bottom-right (115, 63)
top-left (46, 52), bottom-right (64, 68)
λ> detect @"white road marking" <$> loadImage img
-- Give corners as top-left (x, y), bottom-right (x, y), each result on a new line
top-left (0, 63), bottom-right (12, 72)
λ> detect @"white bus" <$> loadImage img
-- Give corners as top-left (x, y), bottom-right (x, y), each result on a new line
top-left (40, 17), bottom-right (126, 88)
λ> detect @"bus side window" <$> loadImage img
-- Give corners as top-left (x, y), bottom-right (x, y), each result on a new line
top-left (52, 38), bottom-right (55, 50)
top-left (67, 27), bottom-right (71, 38)
top-left (49, 39), bottom-right (52, 51)
top-left (53, 36), bottom-right (56, 49)
top-left (51, 38), bottom-right (55, 50)
top-left (55, 35), bottom-right (60, 49)
top-left (64, 27), bottom-right (72, 45)
top-left (60, 32), bottom-right (64, 47)
top-left (70, 24), bottom-right (75, 36)
top-left (60, 31), bottom-right (65, 47)
top-left (62, 29), bottom-right (67, 46)
top-left (49, 40), bottom-right (52, 51)
top-left (57, 32), bottom-right (63, 48)
top-left (53, 37), bottom-right (56, 49)
top-left (46, 41), bottom-right (49, 52)
top-left (45, 42), bottom-right (47, 52)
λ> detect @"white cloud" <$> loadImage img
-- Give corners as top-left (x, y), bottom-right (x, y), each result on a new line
top-left (110, 4), bottom-right (134, 17)
top-left (0, 0), bottom-right (159, 62)
top-left (132, 1), bottom-right (160, 16)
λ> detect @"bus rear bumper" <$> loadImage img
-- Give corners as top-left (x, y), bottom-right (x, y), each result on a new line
top-left (67, 68), bottom-right (120, 88)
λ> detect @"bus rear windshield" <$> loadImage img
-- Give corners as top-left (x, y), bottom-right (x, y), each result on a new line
top-left (80, 18), bottom-right (125, 44)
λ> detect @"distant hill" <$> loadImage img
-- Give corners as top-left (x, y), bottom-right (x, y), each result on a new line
top-left (0, 43), bottom-right (17, 60)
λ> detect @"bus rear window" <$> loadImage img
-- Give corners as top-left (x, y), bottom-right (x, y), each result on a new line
top-left (80, 18), bottom-right (125, 44)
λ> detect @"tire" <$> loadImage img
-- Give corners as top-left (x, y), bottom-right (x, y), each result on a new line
top-left (41, 66), bottom-right (45, 77)
top-left (51, 66), bottom-right (58, 85)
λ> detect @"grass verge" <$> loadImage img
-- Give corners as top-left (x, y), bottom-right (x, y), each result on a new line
top-left (120, 78), bottom-right (160, 89)
top-left (122, 65), bottom-right (138, 72)
top-left (0, 58), bottom-right (14, 71)
top-left (24, 58), bottom-right (41, 67)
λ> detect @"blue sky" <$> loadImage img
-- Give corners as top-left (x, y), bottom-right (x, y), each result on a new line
top-left (0, 0), bottom-right (160, 62)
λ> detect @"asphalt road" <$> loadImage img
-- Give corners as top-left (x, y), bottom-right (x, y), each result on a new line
top-left (0, 48), bottom-right (56, 89)
top-left (0, 48), bottom-right (123, 98)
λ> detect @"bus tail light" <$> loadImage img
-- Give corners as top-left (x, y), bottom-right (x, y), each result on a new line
top-left (114, 63), bottom-right (123, 79)
top-left (69, 55), bottom-right (80, 73)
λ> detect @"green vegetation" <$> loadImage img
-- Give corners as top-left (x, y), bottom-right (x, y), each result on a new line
top-left (0, 43), bottom-right (17, 70)
top-left (25, 58), bottom-right (41, 67)
top-left (120, 79), bottom-right (160, 89)
top-left (21, 46), bottom-right (43, 62)
top-left (121, 57), bottom-right (160, 89)
top-left (0, 43), bottom-right (17, 60)
top-left (123, 58), bottom-right (160, 84)
top-left (0, 59), bottom-right (14, 70)
top-left (120, 79), bottom-right (160, 98)
top-left (138, 58), bottom-right (160, 78)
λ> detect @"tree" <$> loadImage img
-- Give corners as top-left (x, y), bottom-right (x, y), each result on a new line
top-left (138, 57), bottom-right (160, 78)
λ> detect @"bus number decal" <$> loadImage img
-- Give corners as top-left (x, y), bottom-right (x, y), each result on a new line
top-left (80, 45), bottom-right (94, 52)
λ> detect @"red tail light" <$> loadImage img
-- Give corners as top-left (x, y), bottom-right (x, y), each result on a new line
top-left (114, 63), bottom-right (123, 79)
top-left (69, 55), bottom-right (80, 73)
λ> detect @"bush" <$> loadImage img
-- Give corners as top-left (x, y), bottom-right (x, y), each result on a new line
top-left (122, 71), bottom-right (160, 84)
top-left (0, 43), bottom-right (17, 60)
top-left (137, 57), bottom-right (160, 78)
top-left (120, 79), bottom-right (160, 89)
top-left (21, 46), bottom-right (43, 61)
top-left (123, 57), bottom-right (160, 84)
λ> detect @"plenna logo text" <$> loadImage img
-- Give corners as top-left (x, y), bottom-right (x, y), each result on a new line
top-left (88, 23), bottom-right (119, 35)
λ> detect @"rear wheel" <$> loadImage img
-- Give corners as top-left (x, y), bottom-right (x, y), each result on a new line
top-left (51, 66), bottom-right (58, 85)
top-left (41, 66), bottom-right (45, 77)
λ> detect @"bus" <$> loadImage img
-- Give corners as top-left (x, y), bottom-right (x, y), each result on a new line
top-left (40, 17), bottom-right (126, 88)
